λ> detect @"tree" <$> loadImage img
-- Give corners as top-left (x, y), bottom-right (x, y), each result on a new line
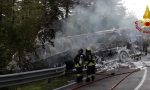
top-left (0, 0), bottom-right (16, 71)
top-left (0, 0), bottom-right (42, 71)
top-left (0, 0), bottom-right (68, 72)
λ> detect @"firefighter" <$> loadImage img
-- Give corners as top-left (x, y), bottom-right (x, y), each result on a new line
top-left (74, 49), bottom-right (86, 83)
top-left (85, 48), bottom-right (96, 82)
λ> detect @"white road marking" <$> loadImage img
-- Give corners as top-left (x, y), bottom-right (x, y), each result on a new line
top-left (134, 67), bottom-right (147, 90)
top-left (53, 82), bottom-right (76, 90)
top-left (53, 77), bottom-right (89, 90)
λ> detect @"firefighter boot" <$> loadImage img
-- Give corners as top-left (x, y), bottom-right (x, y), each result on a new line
top-left (76, 76), bottom-right (80, 83)
top-left (79, 76), bottom-right (83, 82)
top-left (91, 76), bottom-right (95, 81)
top-left (86, 77), bottom-right (90, 82)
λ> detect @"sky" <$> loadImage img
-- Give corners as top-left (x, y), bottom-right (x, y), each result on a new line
top-left (122, 0), bottom-right (150, 19)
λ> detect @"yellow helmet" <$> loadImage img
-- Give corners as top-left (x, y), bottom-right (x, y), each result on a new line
top-left (86, 47), bottom-right (91, 51)
top-left (86, 47), bottom-right (91, 54)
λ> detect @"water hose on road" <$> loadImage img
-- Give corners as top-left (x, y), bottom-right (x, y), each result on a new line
top-left (110, 71), bottom-right (136, 90)
top-left (71, 69), bottom-right (140, 90)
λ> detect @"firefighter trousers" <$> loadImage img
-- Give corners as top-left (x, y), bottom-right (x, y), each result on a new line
top-left (86, 66), bottom-right (95, 82)
top-left (75, 67), bottom-right (83, 83)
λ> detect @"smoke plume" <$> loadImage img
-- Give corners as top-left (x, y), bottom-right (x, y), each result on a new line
top-left (62, 0), bottom-right (138, 36)
top-left (37, 0), bottom-right (141, 60)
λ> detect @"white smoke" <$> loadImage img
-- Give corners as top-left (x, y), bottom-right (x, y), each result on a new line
top-left (37, 0), bottom-right (142, 60)
top-left (62, 0), bottom-right (138, 36)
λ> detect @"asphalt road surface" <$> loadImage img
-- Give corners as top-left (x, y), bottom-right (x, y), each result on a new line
top-left (56, 55), bottom-right (150, 90)
top-left (67, 68), bottom-right (145, 90)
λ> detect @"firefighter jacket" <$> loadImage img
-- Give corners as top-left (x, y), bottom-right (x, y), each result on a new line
top-left (74, 54), bottom-right (86, 68)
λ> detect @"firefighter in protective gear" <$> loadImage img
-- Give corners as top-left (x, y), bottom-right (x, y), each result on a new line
top-left (85, 48), bottom-right (96, 82)
top-left (74, 49), bottom-right (86, 83)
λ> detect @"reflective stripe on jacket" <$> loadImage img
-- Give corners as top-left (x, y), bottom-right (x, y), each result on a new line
top-left (87, 61), bottom-right (95, 67)
top-left (75, 63), bottom-right (82, 68)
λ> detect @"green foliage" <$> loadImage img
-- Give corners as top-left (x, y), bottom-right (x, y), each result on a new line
top-left (0, 0), bottom-right (75, 71)
top-left (0, 0), bottom-right (66, 71)
top-left (17, 75), bottom-right (74, 90)
top-left (0, 0), bottom-right (15, 70)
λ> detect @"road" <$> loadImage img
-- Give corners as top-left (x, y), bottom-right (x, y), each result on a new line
top-left (56, 55), bottom-right (150, 90)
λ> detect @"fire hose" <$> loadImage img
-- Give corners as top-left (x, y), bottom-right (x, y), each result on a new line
top-left (71, 69), bottom-right (140, 90)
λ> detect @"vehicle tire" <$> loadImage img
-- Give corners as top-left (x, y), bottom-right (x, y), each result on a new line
top-left (119, 51), bottom-right (129, 62)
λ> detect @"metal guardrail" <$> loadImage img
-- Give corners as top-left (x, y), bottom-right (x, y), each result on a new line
top-left (0, 65), bottom-right (66, 88)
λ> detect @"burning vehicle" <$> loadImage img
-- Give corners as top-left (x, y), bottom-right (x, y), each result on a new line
top-left (42, 28), bottom-right (144, 70)
top-left (92, 30), bottom-right (144, 72)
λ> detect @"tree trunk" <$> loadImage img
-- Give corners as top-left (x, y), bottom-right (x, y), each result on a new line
top-left (65, 0), bottom-right (69, 18)
top-left (18, 52), bottom-right (25, 72)
top-left (0, 11), bottom-right (2, 23)
top-left (42, 0), bottom-right (48, 27)
top-left (11, 0), bottom-right (15, 24)
top-left (0, 2), bottom-right (2, 23)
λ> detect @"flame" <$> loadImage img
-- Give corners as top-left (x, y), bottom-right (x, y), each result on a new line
top-left (143, 5), bottom-right (150, 19)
